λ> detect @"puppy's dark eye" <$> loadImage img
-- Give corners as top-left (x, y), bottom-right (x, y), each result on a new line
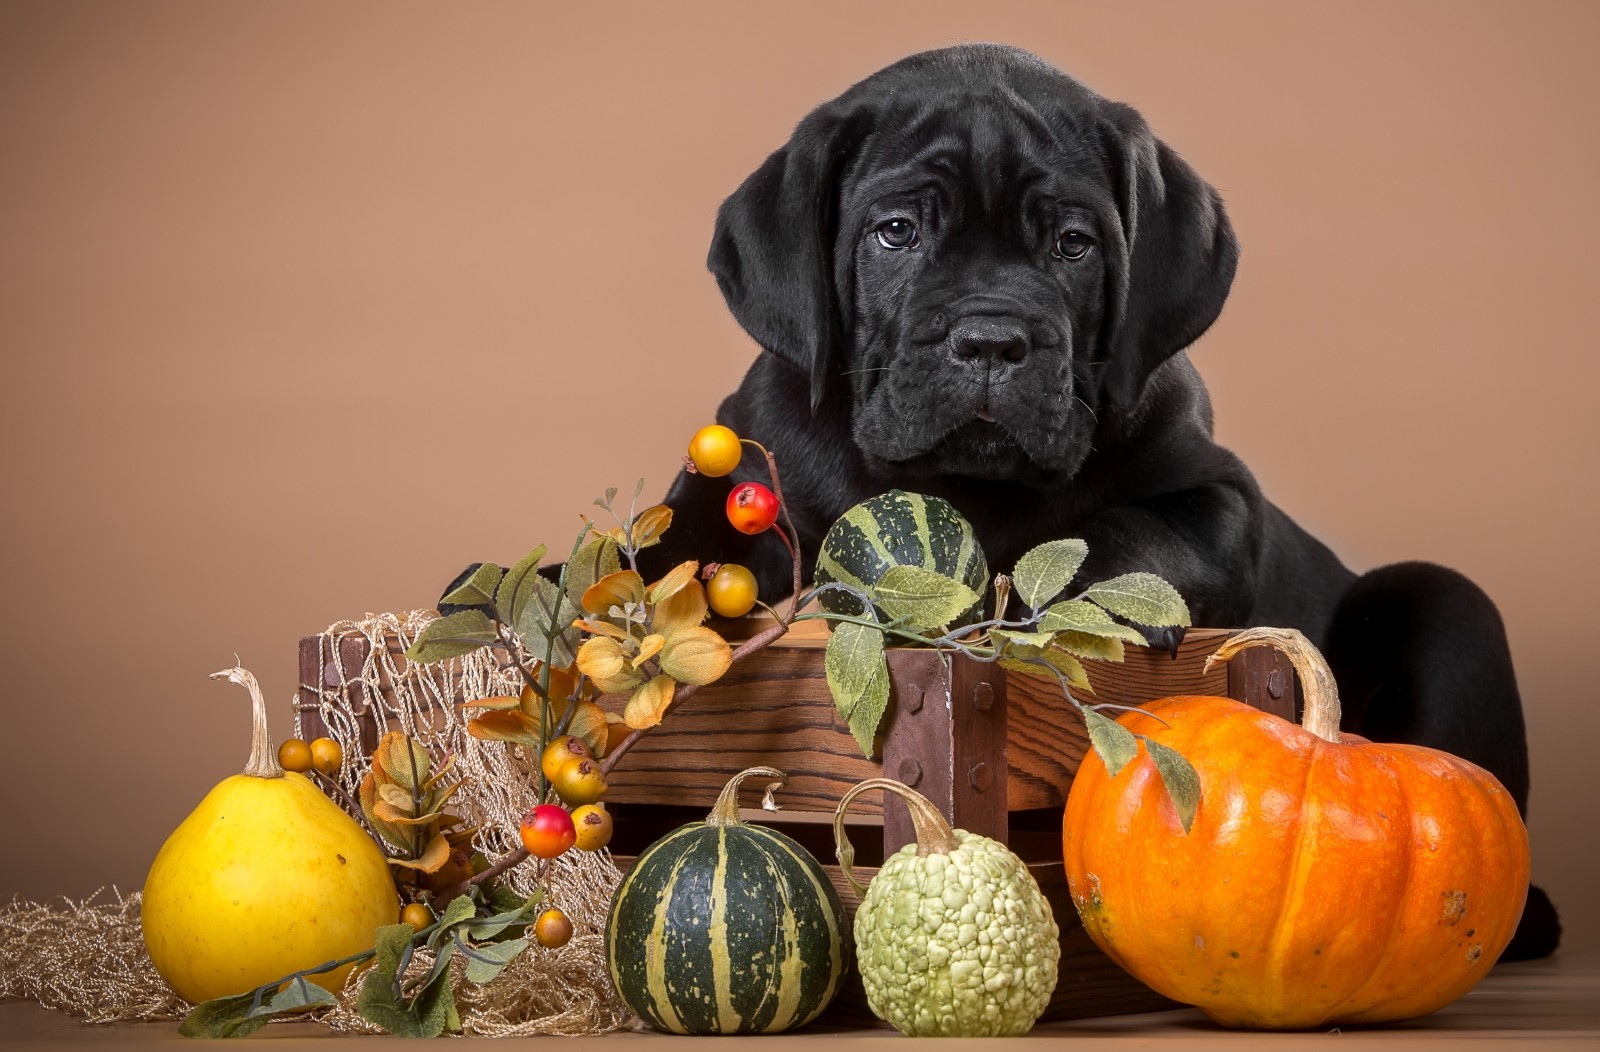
top-left (876, 218), bottom-right (919, 250)
top-left (1054, 230), bottom-right (1094, 261)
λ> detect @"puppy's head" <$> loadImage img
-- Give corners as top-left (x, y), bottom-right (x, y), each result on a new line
top-left (710, 44), bottom-right (1238, 485)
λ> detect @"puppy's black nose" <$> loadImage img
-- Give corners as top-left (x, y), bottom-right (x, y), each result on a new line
top-left (951, 321), bottom-right (1029, 364)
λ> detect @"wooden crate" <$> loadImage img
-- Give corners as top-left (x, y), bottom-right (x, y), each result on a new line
top-left (296, 619), bottom-right (1300, 1026)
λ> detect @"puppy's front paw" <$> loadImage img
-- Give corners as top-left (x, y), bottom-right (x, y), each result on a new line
top-left (1139, 623), bottom-right (1186, 659)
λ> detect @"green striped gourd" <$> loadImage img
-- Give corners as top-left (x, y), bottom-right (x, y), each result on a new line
top-left (812, 490), bottom-right (988, 626)
top-left (605, 767), bottom-right (848, 1034)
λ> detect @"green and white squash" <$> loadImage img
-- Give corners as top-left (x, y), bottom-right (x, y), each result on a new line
top-left (605, 767), bottom-right (848, 1034)
top-left (834, 778), bottom-right (1060, 1036)
top-left (812, 489), bottom-right (988, 625)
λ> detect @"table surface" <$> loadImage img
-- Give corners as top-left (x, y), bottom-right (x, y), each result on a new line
top-left (4, 948), bottom-right (1597, 1049)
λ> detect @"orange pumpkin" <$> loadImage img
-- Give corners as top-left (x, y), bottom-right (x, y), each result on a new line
top-left (1062, 627), bottom-right (1530, 1029)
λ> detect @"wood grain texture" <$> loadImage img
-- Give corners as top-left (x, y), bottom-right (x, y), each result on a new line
top-left (597, 647), bottom-right (884, 813)
top-left (1005, 628), bottom-right (1236, 811)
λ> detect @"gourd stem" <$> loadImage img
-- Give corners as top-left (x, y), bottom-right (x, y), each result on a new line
top-left (1203, 627), bottom-right (1342, 743)
top-left (833, 778), bottom-right (961, 898)
top-left (707, 766), bottom-right (788, 828)
top-left (212, 665), bottom-right (285, 778)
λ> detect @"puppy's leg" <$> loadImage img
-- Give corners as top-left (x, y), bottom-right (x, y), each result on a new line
top-left (1322, 560), bottom-right (1559, 959)
top-left (1323, 561), bottom-right (1528, 805)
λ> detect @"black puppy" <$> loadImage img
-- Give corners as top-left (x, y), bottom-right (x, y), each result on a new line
top-left (453, 44), bottom-right (1558, 957)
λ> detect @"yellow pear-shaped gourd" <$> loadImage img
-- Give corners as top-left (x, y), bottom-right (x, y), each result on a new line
top-left (141, 667), bottom-right (398, 1004)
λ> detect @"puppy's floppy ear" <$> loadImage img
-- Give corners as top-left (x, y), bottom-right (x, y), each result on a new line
top-left (708, 112), bottom-right (864, 414)
top-left (1097, 103), bottom-right (1240, 409)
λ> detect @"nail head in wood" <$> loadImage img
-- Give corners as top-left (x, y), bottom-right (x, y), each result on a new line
top-left (897, 758), bottom-right (923, 787)
top-left (969, 762), bottom-right (993, 792)
top-left (972, 681), bottom-right (994, 712)
top-left (903, 684), bottom-right (924, 714)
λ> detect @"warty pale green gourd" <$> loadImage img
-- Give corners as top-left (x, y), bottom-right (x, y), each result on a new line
top-left (834, 778), bottom-right (1059, 1036)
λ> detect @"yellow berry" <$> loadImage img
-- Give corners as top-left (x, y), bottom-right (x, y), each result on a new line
top-left (707, 563), bottom-right (759, 618)
top-left (277, 739), bottom-right (312, 773)
top-left (687, 425), bottom-right (742, 477)
top-left (571, 804), bottom-right (613, 852)
top-left (535, 908), bottom-right (574, 949)
top-left (309, 737), bottom-right (343, 776)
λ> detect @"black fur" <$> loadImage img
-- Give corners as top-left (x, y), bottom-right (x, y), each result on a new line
top-left (447, 44), bottom-right (1558, 958)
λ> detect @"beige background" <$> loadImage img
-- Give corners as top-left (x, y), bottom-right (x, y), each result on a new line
top-left (2, 1), bottom-right (1595, 954)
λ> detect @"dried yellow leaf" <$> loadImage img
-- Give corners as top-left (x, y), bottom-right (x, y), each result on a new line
top-left (633, 633), bottom-right (666, 668)
top-left (659, 625), bottom-right (733, 686)
top-left (652, 578), bottom-right (708, 636)
top-left (630, 504), bottom-right (673, 549)
top-left (623, 674), bottom-right (676, 730)
top-left (648, 560), bottom-right (699, 603)
top-left (582, 570), bottom-right (645, 616)
top-left (576, 636), bottom-right (645, 695)
top-left (388, 833), bottom-right (452, 873)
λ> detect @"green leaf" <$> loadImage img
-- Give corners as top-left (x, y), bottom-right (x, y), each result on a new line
top-left (1012, 539), bottom-right (1088, 611)
top-left (565, 536), bottom-right (621, 608)
top-left (353, 919), bottom-right (456, 1038)
top-left (1051, 630), bottom-right (1126, 664)
top-left (411, 964), bottom-right (457, 1038)
top-left (495, 545), bottom-right (549, 627)
top-left (178, 993), bottom-right (270, 1038)
top-left (254, 974), bottom-right (338, 1016)
top-left (414, 936), bottom-right (457, 1005)
top-left (825, 621), bottom-right (891, 757)
top-left (466, 892), bottom-right (544, 942)
top-left (872, 565), bottom-right (980, 629)
top-left (356, 924), bottom-right (421, 1036)
top-left (1084, 707), bottom-right (1139, 778)
top-left (991, 629), bottom-right (1093, 692)
top-left (457, 935), bottom-right (530, 984)
top-left (425, 893), bottom-right (481, 952)
top-left (440, 562), bottom-right (503, 609)
top-left (405, 610), bottom-right (497, 664)
top-left (999, 648), bottom-right (1093, 693)
top-left (1082, 573), bottom-right (1191, 628)
top-left (990, 628), bottom-right (1056, 651)
top-left (1146, 738), bottom-right (1202, 834)
top-left (513, 574), bottom-right (581, 669)
top-left (1038, 599), bottom-right (1148, 642)
top-left (487, 882), bottom-right (527, 914)
top-left (825, 622), bottom-right (885, 720)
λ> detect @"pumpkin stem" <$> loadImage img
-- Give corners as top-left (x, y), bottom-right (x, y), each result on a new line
top-left (1203, 627), bottom-right (1342, 743)
top-left (833, 778), bottom-right (962, 898)
top-left (211, 665), bottom-right (285, 779)
top-left (706, 766), bottom-right (789, 828)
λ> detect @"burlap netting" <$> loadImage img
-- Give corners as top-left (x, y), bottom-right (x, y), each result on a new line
top-left (0, 611), bottom-right (632, 1036)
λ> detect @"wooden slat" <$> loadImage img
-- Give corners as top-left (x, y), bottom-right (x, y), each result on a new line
top-left (1004, 628), bottom-right (1235, 811)
top-left (877, 649), bottom-right (1009, 854)
top-left (599, 647), bottom-right (881, 814)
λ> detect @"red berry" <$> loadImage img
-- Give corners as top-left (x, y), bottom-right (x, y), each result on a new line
top-left (726, 482), bottom-right (780, 535)
top-left (519, 804), bottom-right (577, 859)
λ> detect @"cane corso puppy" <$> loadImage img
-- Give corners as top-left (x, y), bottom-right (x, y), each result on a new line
top-left (450, 43), bottom-right (1558, 956)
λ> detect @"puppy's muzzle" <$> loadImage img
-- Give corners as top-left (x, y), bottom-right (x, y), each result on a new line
top-left (952, 318), bottom-right (1031, 364)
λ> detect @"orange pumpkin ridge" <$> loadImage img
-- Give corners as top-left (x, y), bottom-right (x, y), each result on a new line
top-left (1062, 627), bottom-right (1530, 1030)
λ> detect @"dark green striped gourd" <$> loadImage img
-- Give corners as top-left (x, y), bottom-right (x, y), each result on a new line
top-left (812, 489), bottom-right (989, 626)
top-left (605, 767), bottom-right (848, 1034)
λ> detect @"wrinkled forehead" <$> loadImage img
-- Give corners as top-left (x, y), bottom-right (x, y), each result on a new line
top-left (840, 88), bottom-right (1118, 223)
